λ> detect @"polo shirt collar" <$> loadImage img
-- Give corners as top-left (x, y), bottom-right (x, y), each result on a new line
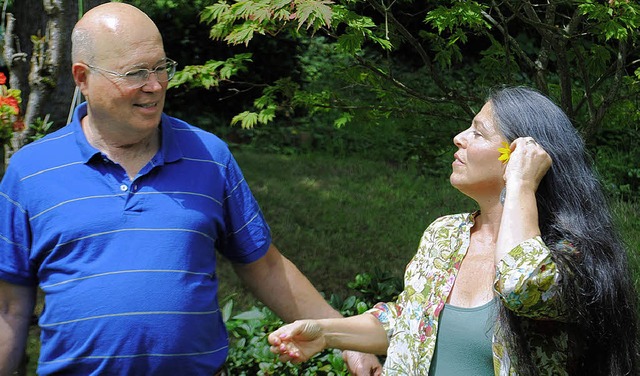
top-left (70, 102), bottom-right (183, 165)
top-left (158, 113), bottom-right (183, 164)
top-left (70, 103), bottom-right (99, 163)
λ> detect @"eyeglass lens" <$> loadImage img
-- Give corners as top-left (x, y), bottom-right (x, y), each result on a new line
top-left (124, 61), bottom-right (176, 87)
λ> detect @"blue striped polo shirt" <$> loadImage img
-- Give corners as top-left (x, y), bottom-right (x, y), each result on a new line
top-left (0, 102), bottom-right (271, 375)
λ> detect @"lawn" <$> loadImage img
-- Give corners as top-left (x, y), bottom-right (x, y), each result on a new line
top-left (220, 150), bottom-right (640, 308)
top-left (216, 149), bottom-right (475, 309)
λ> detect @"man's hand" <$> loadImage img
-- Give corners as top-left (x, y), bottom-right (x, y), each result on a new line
top-left (342, 350), bottom-right (383, 376)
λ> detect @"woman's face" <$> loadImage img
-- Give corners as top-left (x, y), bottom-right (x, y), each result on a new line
top-left (450, 101), bottom-right (507, 200)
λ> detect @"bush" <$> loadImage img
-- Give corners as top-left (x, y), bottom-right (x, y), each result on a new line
top-left (222, 272), bottom-right (402, 375)
top-left (594, 127), bottom-right (640, 201)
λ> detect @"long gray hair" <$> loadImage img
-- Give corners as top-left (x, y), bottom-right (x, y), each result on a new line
top-left (489, 86), bottom-right (638, 375)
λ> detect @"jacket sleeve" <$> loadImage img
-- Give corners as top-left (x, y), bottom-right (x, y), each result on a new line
top-left (494, 236), bottom-right (572, 321)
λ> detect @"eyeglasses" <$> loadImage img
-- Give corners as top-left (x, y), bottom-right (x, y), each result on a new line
top-left (85, 58), bottom-right (178, 88)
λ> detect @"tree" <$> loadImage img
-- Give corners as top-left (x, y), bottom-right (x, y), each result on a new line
top-left (171, 0), bottom-right (640, 142)
top-left (1, 0), bottom-right (107, 174)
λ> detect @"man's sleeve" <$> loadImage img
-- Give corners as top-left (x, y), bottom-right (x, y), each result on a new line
top-left (0, 166), bottom-right (35, 286)
top-left (216, 153), bottom-right (271, 264)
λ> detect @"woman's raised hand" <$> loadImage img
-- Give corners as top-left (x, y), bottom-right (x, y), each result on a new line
top-left (503, 137), bottom-right (552, 192)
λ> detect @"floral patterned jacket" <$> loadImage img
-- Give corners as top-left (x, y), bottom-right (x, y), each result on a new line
top-left (368, 213), bottom-right (575, 376)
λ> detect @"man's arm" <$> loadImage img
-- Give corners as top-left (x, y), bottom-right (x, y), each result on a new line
top-left (0, 280), bottom-right (36, 375)
top-left (232, 244), bottom-right (340, 322)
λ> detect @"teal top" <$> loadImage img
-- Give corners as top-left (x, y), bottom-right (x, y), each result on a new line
top-left (429, 299), bottom-right (496, 376)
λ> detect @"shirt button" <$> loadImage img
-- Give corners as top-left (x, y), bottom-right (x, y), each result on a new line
top-left (120, 184), bottom-right (128, 192)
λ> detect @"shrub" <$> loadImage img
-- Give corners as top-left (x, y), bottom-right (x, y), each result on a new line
top-left (222, 272), bottom-right (402, 374)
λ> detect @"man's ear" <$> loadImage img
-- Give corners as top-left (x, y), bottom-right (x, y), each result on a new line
top-left (72, 63), bottom-right (90, 96)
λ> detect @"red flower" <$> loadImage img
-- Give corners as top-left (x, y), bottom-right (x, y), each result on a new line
top-left (0, 96), bottom-right (19, 114)
top-left (0, 72), bottom-right (6, 85)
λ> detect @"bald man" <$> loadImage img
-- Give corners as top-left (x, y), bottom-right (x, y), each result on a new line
top-left (0, 3), bottom-right (381, 375)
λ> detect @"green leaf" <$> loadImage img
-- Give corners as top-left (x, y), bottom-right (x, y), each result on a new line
top-left (337, 32), bottom-right (363, 54)
top-left (231, 111), bottom-right (259, 129)
top-left (221, 300), bottom-right (234, 322)
top-left (356, 301), bottom-right (369, 314)
top-left (254, 94), bottom-right (274, 110)
top-left (230, 0), bottom-right (256, 19)
top-left (201, 3), bottom-right (230, 24)
top-left (257, 106), bottom-right (276, 124)
top-left (334, 112), bottom-right (353, 128)
top-left (296, 0), bottom-right (333, 30)
top-left (341, 295), bottom-right (356, 311)
top-left (225, 23), bottom-right (257, 45)
top-left (369, 35), bottom-right (393, 51)
top-left (232, 309), bottom-right (266, 321)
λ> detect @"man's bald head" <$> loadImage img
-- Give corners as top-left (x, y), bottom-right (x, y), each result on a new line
top-left (71, 2), bottom-right (163, 65)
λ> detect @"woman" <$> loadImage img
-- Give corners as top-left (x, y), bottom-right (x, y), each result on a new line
top-left (268, 87), bottom-right (639, 375)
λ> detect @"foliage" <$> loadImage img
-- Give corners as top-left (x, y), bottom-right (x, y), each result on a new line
top-left (0, 72), bottom-right (24, 147)
top-left (595, 130), bottom-right (640, 201)
top-left (157, 0), bottom-right (640, 194)
top-left (171, 53), bottom-right (253, 90)
top-left (222, 300), bottom-right (349, 375)
top-left (27, 116), bottom-right (54, 143)
top-left (172, 0), bottom-right (639, 142)
top-left (0, 72), bottom-right (54, 173)
top-left (347, 269), bottom-right (403, 305)
top-left (591, 80), bottom-right (640, 199)
top-left (221, 271), bottom-right (398, 375)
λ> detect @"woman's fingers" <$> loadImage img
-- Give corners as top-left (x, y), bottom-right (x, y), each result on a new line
top-left (504, 137), bottom-right (552, 190)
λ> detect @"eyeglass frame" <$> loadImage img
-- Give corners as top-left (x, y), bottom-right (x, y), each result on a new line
top-left (84, 58), bottom-right (178, 88)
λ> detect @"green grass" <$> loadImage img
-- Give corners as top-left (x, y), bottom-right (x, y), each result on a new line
top-left (216, 149), bottom-right (475, 310)
top-left (24, 149), bottom-right (639, 373)
top-left (221, 149), bottom-right (640, 308)
top-left (611, 198), bottom-right (640, 292)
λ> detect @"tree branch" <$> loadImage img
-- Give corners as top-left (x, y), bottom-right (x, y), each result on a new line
top-left (365, 0), bottom-right (475, 117)
top-left (481, 5), bottom-right (538, 76)
top-left (353, 55), bottom-right (453, 104)
top-left (587, 39), bottom-right (628, 141)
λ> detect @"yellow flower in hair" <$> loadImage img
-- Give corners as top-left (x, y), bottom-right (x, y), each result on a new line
top-left (498, 142), bottom-right (511, 164)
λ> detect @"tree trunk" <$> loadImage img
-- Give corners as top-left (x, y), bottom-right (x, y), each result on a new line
top-left (11, 0), bottom-right (106, 128)
top-left (3, 0), bottom-right (107, 162)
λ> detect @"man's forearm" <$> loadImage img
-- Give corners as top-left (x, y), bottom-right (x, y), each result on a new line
top-left (0, 281), bottom-right (36, 375)
top-left (0, 314), bottom-right (30, 374)
top-left (234, 244), bottom-right (342, 322)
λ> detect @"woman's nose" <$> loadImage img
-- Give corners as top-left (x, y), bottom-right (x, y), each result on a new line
top-left (453, 132), bottom-right (464, 147)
